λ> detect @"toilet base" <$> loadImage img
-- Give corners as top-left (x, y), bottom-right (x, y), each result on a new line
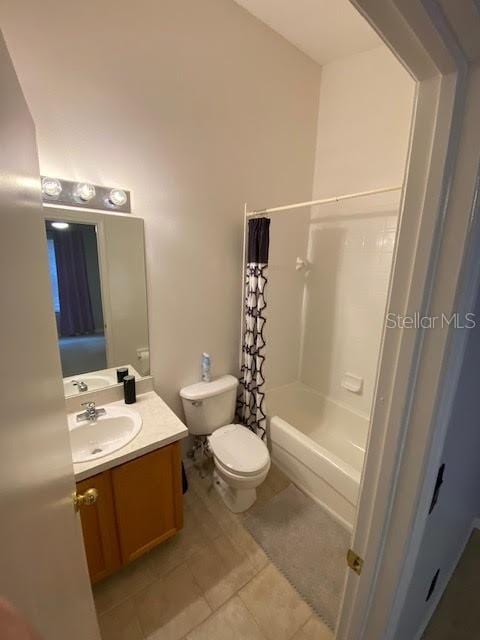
top-left (213, 470), bottom-right (257, 513)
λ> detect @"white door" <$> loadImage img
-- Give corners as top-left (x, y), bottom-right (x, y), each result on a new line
top-left (0, 31), bottom-right (100, 640)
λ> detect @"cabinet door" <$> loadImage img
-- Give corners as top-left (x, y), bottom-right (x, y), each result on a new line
top-left (111, 443), bottom-right (183, 564)
top-left (77, 472), bottom-right (121, 584)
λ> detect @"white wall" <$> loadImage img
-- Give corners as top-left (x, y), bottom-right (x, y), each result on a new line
top-left (0, 0), bottom-right (321, 414)
top-left (312, 46), bottom-right (415, 198)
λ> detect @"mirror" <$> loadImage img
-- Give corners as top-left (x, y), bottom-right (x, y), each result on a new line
top-left (43, 207), bottom-right (150, 397)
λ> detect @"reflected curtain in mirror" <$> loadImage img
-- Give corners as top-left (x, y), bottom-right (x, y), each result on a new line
top-left (51, 226), bottom-right (96, 336)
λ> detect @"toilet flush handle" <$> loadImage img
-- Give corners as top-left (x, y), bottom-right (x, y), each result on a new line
top-left (191, 400), bottom-right (203, 407)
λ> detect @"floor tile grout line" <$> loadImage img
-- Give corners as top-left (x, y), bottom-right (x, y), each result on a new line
top-left (113, 561), bottom-right (212, 640)
top-left (95, 550), bottom-right (202, 619)
top-left (237, 564), bottom-right (314, 640)
top-left (95, 571), bottom-right (158, 618)
top-left (184, 527), bottom-right (265, 612)
top-left (182, 591), bottom-right (269, 640)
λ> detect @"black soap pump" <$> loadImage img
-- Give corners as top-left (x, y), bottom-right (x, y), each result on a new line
top-left (123, 375), bottom-right (136, 404)
top-left (117, 367), bottom-right (129, 383)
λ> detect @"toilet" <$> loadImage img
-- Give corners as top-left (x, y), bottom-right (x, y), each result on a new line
top-left (180, 374), bottom-right (270, 513)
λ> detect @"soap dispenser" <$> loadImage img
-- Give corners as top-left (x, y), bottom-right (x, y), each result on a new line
top-left (123, 375), bottom-right (136, 404)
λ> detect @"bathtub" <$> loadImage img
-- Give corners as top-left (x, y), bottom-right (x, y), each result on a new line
top-left (267, 382), bottom-right (368, 530)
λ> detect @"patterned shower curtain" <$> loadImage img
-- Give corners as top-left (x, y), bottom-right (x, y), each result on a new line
top-left (238, 217), bottom-right (270, 439)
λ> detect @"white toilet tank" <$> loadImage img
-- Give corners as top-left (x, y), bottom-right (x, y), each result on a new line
top-left (180, 375), bottom-right (238, 435)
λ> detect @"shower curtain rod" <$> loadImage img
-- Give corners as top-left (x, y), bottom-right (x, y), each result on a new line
top-left (239, 183), bottom-right (401, 369)
top-left (245, 185), bottom-right (401, 217)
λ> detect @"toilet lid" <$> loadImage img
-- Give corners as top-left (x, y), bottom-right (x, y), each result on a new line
top-left (209, 424), bottom-right (270, 475)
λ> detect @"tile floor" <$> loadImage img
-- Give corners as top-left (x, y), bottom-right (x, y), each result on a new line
top-left (93, 463), bottom-right (334, 640)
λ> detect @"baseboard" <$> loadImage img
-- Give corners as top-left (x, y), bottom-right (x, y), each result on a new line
top-left (414, 518), bottom-right (477, 640)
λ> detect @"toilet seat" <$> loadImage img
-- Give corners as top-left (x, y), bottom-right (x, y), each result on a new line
top-left (209, 424), bottom-right (270, 477)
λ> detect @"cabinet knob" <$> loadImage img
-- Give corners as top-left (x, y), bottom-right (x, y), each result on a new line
top-left (73, 487), bottom-right (98, 512)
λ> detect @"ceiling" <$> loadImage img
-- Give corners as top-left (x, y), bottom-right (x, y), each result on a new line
top-left (233, 0), bottom-right (383, 66)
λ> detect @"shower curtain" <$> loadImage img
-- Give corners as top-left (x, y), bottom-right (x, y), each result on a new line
top-left (238, 217), bottom-right (270, 439)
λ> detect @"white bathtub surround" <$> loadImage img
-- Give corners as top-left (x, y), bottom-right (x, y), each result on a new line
top-left (266, 193), bottom-right (400, 418)
top-left (265, 209), bottom-right (310, 390)
top-left (300, 202), bottom-right (399, 415)
top-left (267, 382), bottom-right (368, 529)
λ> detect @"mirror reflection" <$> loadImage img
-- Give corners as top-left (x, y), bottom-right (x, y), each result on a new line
top-left (44, 209), bottom-right (150, 396)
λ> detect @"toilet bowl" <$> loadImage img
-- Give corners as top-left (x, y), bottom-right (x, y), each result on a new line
top-left (209, 424), bottom-right (270, 512)
top-left (179, 375), bottom-right (271, 513)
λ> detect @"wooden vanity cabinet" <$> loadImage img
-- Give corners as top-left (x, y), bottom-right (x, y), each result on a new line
top-left (77, 441), bottom-right (183, 584)
top-left (76, 472), bottom-right (121, 583)
top-left (111, 444), bottom-right (184, 564)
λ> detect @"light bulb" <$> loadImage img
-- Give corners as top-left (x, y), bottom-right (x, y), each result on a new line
top-left (74, 182), bottom-right (96, 202)
top-left (108, 188), bottom-right (127, 207)
top-left (51, 222), bottom-right (69, 230)
top-left (42, 177), bottom-right (62, 198)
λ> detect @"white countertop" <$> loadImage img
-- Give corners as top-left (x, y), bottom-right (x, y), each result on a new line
top-left (72, 391), bottom-right (188, 481)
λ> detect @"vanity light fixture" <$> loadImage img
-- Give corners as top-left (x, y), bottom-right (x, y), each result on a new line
top-left (108, 188), bottom-right (128, 207)
top-left (51, 221), bottom-right (70, 230)
top-left (42, 177), bottom-right (63, 198)
top-left (40, 176), bottom-right (131, 213)
top-left (74, 182), bottom-right (96, 202)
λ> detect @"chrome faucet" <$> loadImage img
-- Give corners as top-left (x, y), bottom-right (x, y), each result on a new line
top-left (72, 379), bottom-right (89, 392)
top-left (76, 401), bottom-right (106, 423)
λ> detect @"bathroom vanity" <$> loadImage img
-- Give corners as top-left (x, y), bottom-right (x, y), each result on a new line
top-left (70, 391), bottom-right (188, 584)
top-left (41, 199), bottom-right (191, 583)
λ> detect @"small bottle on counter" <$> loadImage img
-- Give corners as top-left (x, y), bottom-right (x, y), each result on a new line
top-left (117, 367), bottom-right (129, 383)
top-left (123, 375), bottom-right (136, 404)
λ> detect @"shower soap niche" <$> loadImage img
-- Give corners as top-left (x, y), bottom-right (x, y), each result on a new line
top-left (341, 373), bottom-right (363, 394)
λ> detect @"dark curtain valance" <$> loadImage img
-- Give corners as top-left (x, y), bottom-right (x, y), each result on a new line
top-left (247, 217), bottom-right (270, 264)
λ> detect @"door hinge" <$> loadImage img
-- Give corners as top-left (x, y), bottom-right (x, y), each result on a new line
top-left (347, 548), bottom-right (363, 575)
top-left (429, 463), bottom-right (445, 514)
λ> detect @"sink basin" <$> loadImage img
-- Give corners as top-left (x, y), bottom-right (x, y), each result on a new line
top-left (68, 405), bottom-right (142, 463)
top-left (63, 373), bottom-right (117, 396)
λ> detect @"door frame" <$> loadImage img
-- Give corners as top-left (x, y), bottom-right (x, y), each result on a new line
top-left (338, 2), bottom-right (479, 639)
